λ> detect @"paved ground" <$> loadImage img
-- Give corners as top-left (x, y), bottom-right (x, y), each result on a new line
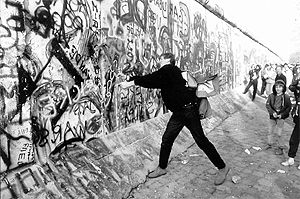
top-left (127, 94), bottom-right (300, 199)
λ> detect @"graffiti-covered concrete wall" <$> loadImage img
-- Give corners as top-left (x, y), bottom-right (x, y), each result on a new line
top-left (0, 0), bottom-right (280, 198)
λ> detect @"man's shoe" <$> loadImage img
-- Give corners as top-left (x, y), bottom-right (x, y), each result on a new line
top-left (275, 148), bottom-right (283, 155)
top-left (214, 166), bottom-right (230, 185)
top-left (281, 158), bottom-right (295, 166)
top-left (148, 167), bottom-right (167, 178)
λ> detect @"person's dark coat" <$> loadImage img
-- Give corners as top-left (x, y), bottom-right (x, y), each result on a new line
top-left (266, 80), bottom-right (292, 120)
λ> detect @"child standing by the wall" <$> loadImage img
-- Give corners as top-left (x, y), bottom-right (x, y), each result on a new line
top-left (266, 79), bottom-right (292, 155)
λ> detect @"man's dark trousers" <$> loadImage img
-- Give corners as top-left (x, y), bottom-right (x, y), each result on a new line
top-left (158, 103), bottom-right (226, 170)
top-left (244, 79), bottom-right (258, 100)
top-left (261, 78), bottom-right (267, 95)
top-left (288, 114), bottom-right (300, 158)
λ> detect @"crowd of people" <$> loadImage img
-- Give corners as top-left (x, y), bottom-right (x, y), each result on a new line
top-left (243, 63), bottom-right (300, 100)
top-left (243, 62), bottom-right (300, 170)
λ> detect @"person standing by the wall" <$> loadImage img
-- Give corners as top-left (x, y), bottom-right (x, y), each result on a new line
top-left (243, 64), bottom-right (261, 101)
top-left (120, 53), bottom-right (230, 185)
top-left (281, 78), bottom-right (300, 169)
top-left (292, 63), bottom-right (300, 82)
top-left (275, 65), bottom-right (287, 85)
top-left (282, 63), bottom-right (293, 88)
top-left (260, 64), bottom-right (269, 97)
top-left (265, 64), bottom-right (276, 96)
top-left (265, 79), bottom-right (292, 155)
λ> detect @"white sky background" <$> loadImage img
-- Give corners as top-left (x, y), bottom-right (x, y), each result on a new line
top-left (211, 0), bottom-right (300, 62)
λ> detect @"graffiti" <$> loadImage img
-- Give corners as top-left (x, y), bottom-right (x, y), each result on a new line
top-left (29, 6), bottom-right (54, 38)
top-left (149, 0), bottom-right (168, 18)
top-left (0, 0), bottom-right (282, 183)
top-left (51, 39), bottom-right (84, 86)
top-left (0, 156), bottom-right (118, 198)
top-left (17, 143), bottom-right (34, 165)
top-left (0, 126), bottom-right (31, 172)
top-left (4, 0), bottom-right (93, 47)
top-left (30, 80), bottom-right (103, 154)
top-left (0, 47), bottom-right (4, 60)
top-left (117, 84), bottom-right (165, 128)
top-left (0, 0), bottom-right (21, 50)
top-left (0, 84), bottom-right (17, 127)
top-left (31, 81), bottom-right (80, 144)
top-left (47, 0), bottom-right (93, 47)
top-left (14, 45), bottom-right (43, 124)
top-left (177, 2), bottom-right (190, 41)
top-left (4, 0), bottom-right (54, 39)
top-left (0, 164), bottom-right (62, 199)
top-left (0, 143), bottom-right (12, 172)
top-left (5, 0), bottom-right (25, 32)
top-left (46, 38), bottom-right (84, 125)
top-left (31, 116), bottom-right (49, 147)
top-left (52, 121), bottom-right (85, 147)
top-left (158, 26), bottom-right (172, 53)
top-left (2, 177), bottom-right (18, 199)
top-left (111, 0), bottom-right (149, 31)
top-left (16, 61), bottom-right (37, 123)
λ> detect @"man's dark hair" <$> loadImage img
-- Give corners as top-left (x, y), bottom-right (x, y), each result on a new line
top-left (160, 53), bottom-right (175, 65)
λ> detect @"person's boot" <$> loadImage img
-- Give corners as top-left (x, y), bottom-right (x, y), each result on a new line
top-left (281, 157), bottom-right (294, 166)
top-left (148, 166), bottom-right (167, 178)
top-left (214, 166), bottom-right (230, 185)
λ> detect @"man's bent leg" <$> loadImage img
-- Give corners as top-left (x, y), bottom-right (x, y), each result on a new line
top-left (159, 112), bottom-right (184, 169)
top-left (148, 113), bottom-right (184, 179)
top-left (243, 81), bottom-right (252, 94)
top-left (252, 79), bottom-right (258, 100)
top-left (261, 80), bottom-right (266, 95)
top-left (288, 118), bottom-right (300, 158)
top-left (185, 113), bottom-right (225, 169)
top-left (184, 108), bottom-right (229, 185)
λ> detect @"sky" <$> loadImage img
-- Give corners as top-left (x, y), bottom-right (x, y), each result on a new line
top-left (210, 0), bottom-right (300, 62)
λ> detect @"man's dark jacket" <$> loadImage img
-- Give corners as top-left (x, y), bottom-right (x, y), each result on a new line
top-left (132, 64), bottom-right (196, 112)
